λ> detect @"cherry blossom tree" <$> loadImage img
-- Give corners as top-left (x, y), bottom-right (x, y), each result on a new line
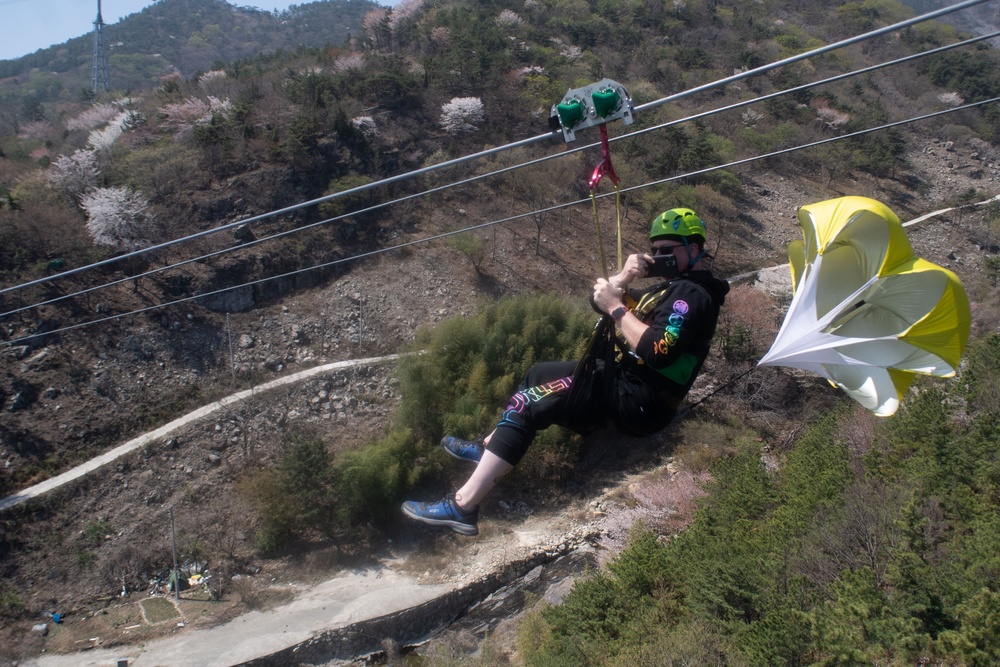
top-left (81, 186), bottom-right (157, 251)
top-left (48, 149), bottom-right (100, 200)
top-left (87, 111), bottom-right (128, 151)
top-left (440, 97), bottom-right (484, 134)
top-left (333, 53), bottom-right (365, 73)
top-left (495, 9), bottom-right (524, 28)
top-left (351, 116), bottom-right (378, 139)
top-left (66, 103), bottom-right (118, 132)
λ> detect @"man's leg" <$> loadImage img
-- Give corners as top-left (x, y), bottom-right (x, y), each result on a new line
top-left (454, 449), bottom-right (513, 511)
top-left (402, 361), bottom-right (583, 535)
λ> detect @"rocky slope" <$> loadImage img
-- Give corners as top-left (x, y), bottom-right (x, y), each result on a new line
top-left (1, 133), bottom-right (999, 663)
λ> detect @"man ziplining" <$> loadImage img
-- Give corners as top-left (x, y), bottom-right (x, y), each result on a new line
top-left (402, 208), bottom-right (730, 536)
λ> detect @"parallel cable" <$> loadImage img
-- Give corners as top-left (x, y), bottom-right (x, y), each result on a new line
top-left (618, 96), bottom-right (1000, 196)
top-left (0, 0), bottom-right (990, 299)
top-left (3, 29), bottom-right (995, 322)
top-left (7, 95), bottom-right (997, 346)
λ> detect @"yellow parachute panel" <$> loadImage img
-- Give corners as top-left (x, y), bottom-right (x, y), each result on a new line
top-left (760, 196), bottom-right (971, 416)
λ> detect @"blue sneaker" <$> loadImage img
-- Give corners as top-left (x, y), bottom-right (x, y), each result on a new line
top-left (401, 493), bottom-right (479, 536)
top-left (441, 436), bottom-right (484, 464)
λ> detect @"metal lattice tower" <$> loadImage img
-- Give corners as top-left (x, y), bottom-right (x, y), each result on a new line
top-left (91, 0), bottom-right (110, 94)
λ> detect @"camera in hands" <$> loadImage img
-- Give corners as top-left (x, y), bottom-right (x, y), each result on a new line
top-left (647, 253), bottom-right (679, 279)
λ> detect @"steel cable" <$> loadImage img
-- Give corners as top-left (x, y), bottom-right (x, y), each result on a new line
top-left (2, 29), bottom-right (997, 322)
top-left (6, 94), bottom-right (997, 346)
top-left (0, 0), bottom-right (991, 299)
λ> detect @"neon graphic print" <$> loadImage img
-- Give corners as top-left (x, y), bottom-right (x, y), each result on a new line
top-left (652, 299), bottom-right (689, 356)
top-left (506, 376), bottom-right (573, 413)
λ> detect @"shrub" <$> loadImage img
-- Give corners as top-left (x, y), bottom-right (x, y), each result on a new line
top-left (445, 232), bottom-right (487, 273)
top-left (318, 174), bottom-right (375, 220)
top-left (958, 334), bottom-right (1000, 417)
top-left (398, 293), bottom-right (593, 447)
top-left (329, 429), bottom-right (430, 530)
top-left (238, 434), bottom-right (336, 553)
top-left (0, 581), bottom-right (26, 618)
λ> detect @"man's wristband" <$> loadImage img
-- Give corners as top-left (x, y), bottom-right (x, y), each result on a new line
top-left (610, 305), bottom-right (628, 321)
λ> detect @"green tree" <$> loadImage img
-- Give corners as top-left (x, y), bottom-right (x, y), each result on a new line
top-left (239, 435), bottom-right (336, 552)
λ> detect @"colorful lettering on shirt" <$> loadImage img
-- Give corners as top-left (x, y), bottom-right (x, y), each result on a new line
top-left (506, 376), bottom-right (573, 413)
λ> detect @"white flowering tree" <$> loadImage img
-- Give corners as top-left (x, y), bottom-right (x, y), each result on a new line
top-left (87, 111), bottom-right (128, 150)
top-left (66, 103), bottom-right (118, 132)
top-left (48, 149), bottom-right (100, 200)
top-left (938, 92), bottom-right (964, 107)
top-left (440, 97), bottom-right (484, 134)
top-left (81, 186), bottom-right (157, 252)
top-left (495, 9), bottom-right (524, 28)
top-left (351, 116), bottom-right (378, 139)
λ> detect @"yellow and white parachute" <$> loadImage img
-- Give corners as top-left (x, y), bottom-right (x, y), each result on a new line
top-left (758, 196), bottom-right (971, 416)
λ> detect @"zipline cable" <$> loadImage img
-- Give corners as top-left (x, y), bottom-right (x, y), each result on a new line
top-left (6, 95), bottom-right (997, 346)
top-left (3, 29), bottom-right (995, 322)
top-left (0, 0), bottom-right (990, 299)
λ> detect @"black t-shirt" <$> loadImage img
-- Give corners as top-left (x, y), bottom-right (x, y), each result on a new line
top-left (626, 270), bottom-right (729, 399)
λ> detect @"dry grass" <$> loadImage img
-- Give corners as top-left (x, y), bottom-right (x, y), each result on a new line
top-left (597, 465), bottom-right (710, 562)
top-left (140, 596), bottom-right (180, 624)
top-left (41, 601), bottom-right (173, 653)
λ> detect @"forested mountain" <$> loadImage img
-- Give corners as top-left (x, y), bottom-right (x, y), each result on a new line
top-left (903, 0), bottom-right (1000, 41)
top-left (0, 0), bottom-right (378, 94)
top-left (1, 0), bottom-right (1000, 663)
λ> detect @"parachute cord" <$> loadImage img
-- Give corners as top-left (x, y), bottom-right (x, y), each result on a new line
top-left (675, 364), bottom-right (758, 420)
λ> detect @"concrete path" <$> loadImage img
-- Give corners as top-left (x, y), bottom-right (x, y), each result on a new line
top-left (0, 355), bottom-right (404, 512)
top-left (25, 568), bottom-right (453, 667)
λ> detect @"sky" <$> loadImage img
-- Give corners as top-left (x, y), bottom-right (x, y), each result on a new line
top-left (0, 0), bottom-right (330, 61)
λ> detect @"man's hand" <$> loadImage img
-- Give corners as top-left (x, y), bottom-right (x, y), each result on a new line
top-left (608, 252), bottom-right (654, 290)
top-left (593, 277), bottom-right (625, 316)
top-left (593, 274), bottom-right (651, 349)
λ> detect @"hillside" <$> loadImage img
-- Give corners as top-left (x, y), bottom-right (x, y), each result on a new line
top-left (2, 0), bottom-right (1000, 663)
top-left (904, 0), bottom-right (1000, 41)
top-left (0, 0), bottom-right (379, 92)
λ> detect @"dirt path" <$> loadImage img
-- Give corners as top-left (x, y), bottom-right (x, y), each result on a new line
top-left (25, 569), bottom-right (454, 667)
top-left (24, 507), bottom-right (599, 667)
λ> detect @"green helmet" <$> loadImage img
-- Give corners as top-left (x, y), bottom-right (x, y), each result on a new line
top-left (649, 208), bottom-right (706, 244)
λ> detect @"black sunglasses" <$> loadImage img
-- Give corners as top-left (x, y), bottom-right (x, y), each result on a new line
top-left (651, 244), bottom-right (683, 256)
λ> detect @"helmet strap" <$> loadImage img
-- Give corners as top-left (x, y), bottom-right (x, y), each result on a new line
top-left (682, 237), bottom-right (707, 268)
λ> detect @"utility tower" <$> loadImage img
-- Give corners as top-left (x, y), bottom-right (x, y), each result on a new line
top-left (91, 0), bottom-right (110, 94)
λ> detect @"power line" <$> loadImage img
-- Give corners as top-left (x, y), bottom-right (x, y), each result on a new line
top-left (3, 29), bottom-right (996, 322)
top-left (7, 95), bottom-right (997, 347)
top-left (0, 0), bottom-right (990, 299)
